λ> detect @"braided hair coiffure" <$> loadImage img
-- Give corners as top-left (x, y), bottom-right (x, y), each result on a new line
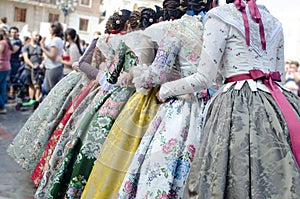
top-left (162, 0), bottom-right (188, 20)
top-left (129, 11), bottom-right (141, 31)
top-left (111, 9), bottom-right (131, 33)
top-left (187, 0), bottom-right (213, 14)
top-left (140, 8), bottom-right (157, 29)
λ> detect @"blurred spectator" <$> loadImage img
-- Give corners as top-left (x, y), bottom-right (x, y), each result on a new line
top-left (0, 17), bottom-right (10, 32)
top-left (80, 39), bottom-right (86, 53)
top-left (22, 31), bottom-right (44, 105)
top-left (0, 28), bottom-right (13, 114)
top-left (284, 60), bottom-right (299, 95)
top-left (61, 28), bottom-right (83, 76)
top-left (285, 59), bottom-right (292, 73)
top-left (8, 26), bottom-right (22, 99)
top-left (23, 36), bottom-right (31, 45)
top-left (40, 22), bottom-right (64, 93)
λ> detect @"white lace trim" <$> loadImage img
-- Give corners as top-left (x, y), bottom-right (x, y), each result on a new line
top-left (208, 4), bottom-right (282, 56)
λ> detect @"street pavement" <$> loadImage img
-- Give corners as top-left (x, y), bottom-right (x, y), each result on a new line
top-left (0, 101), bottom-right (36, 199)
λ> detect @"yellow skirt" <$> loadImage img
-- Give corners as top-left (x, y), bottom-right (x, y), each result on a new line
top-left (81, 87), bottom-right (161, 199)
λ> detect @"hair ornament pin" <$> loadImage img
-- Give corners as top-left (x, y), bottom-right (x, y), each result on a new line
top-left (149, 18), bottom-right (153, 22)
top-left (178, 5), bottom-right (187, 11)
top-left (117, 8), bottom-right (122, 16)
top-left (116, 20), bottom-right (121, 24)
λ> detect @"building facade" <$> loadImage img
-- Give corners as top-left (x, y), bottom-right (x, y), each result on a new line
top-left (0, 0), bottom-right (163, 43)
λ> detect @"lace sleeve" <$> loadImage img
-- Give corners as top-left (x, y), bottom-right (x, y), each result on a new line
top-left (159, 16), bottom-right (229, 101)
top-left (132, 36), bottom-right (181, 93)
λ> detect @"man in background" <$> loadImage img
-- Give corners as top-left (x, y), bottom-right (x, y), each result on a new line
top-left (8, 26), bottom-right (22, 99)
top-left (22, 31), bottom-right (43, 105)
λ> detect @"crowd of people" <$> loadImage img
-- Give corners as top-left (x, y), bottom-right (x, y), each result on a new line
top-left (0, 19), bottom-right (83, 113)
top-left (2, 0), bottom-right (300, 198)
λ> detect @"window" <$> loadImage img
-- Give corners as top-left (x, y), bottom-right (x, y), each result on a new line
top-left (49, 13), bottom-right (59, 23)
top-left (79, 18), bottom-right (89, 31)
top-left (46, 0), bottom-right (57, 5)
top-left (80, 0), bottom-right (91, 6)
top-left (14, 7), bottom-right (26, 22)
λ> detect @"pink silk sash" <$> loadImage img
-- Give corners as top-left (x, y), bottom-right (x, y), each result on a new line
top-left (225, 69), bottom-right (300, 167)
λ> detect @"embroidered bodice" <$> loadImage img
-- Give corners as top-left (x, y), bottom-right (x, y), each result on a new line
top-left (132, 15), bottom-right (205, 94)
top-left (159, 4), bottom-right (285, 101)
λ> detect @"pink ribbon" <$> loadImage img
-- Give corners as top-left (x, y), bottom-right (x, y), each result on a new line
top-left (225, 70), bottom-right (300, 167)
top-left (234, 0), bottom-right (266, 50)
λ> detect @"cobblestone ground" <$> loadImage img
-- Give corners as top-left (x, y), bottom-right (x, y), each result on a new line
top-left (0, 101), bottom-right (36, 199)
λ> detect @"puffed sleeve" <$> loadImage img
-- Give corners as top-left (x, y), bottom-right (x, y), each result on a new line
top-left (132, 36), bottom-right (181, 94)
top-left (159, 16), bottom-right (229, 101)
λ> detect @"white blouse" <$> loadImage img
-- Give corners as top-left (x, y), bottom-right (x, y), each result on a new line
top-left (159, 4), bottom-right (285, 101)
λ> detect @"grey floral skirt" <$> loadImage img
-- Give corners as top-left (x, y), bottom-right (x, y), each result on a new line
top-left (185, 83), bottom-right (300, 199)
top-left (7, 72), bottom-right (88, 173)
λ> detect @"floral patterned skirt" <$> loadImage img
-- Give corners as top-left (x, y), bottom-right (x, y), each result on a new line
top-left (30, 80), bottom-right (97, 187)
top-left (184, 83), bottom-right (300, 199)
top-left (117, 96), bottom-right (204, 199)
top-left (7, 71), bottom-right (86, 173)
top-left (35, 86), bottom-right (134, 199)
top-left (33, 87), bottom-right (106, 199)
top-left (81, 87), bottom-right (161, 199)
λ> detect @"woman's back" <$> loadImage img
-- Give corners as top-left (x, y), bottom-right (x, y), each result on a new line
top-left (208, 4), bottom-right (284, 79)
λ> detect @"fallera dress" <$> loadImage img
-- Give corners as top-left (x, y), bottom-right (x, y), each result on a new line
top-left (156, 4), bottom-right (300, 199)
top-left (7, 70), bottom-right (88, 173)
top-left (80, 30), bottom-right (166, 199)
top-left (33, 34), bottom-right (122, 198)
top-left (117, 15), bottom-right (210, 199)
top-left (30, 38), bottom-right (101, 187)
top-left (35, 35), bottom-right (138, 199)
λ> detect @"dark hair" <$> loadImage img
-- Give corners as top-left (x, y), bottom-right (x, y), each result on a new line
top-left (187, 0), bottom-right (213, 14)
top-left (1, 17), bottom-right (7, 24)
top-left (154, 5), bottom-right (164, 22)
top-left (129, 11), bottom-right (141, 31)
top-left (64, 28), bottom-right (83, 55)
top-left (50, 22), bottom-right (64, 38)
top-left (140, 8), bottom-right (156, 29)
top-left (226, 0), bottom-right (235, 3)
top-left (162, 0), bottom-right (188, 21)
top-left (291, 60), bottom-right (300, 68)
top-left (105, 16), bottom-right (114, 34)
top-left (0, 28), bottom-right (13, 50)
top-left (9, 26), bottom-right (19, 33)
top-left (111, 9), bottom-right (132, 32)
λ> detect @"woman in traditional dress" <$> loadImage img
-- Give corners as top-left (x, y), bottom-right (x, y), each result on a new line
top-left (33, 9), bottom-right (137, 199)
top-left (79, 7), bottom-right (165, 199)
top-left (155, 0), bottom-right (300, 198)
top-left (116, 0), bottom-right (217, 198)
top-left (7, 34), bottom-right (98, 175)
top-left (29, 35), bottom-right (103, 187)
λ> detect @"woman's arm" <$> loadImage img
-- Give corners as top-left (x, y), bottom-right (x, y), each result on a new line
top-left (132, 36), bottom-right (181, 93)
top-left (158, 16), bottom-right (228, 102)
top-left (78, 38), bottom-right (100, 80)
